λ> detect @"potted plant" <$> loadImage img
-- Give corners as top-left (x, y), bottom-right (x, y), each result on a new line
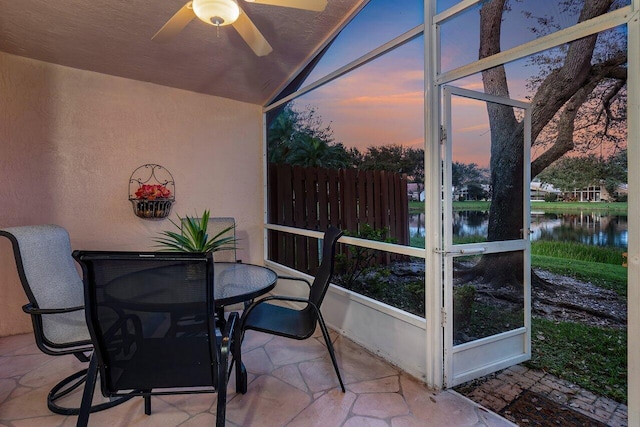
top-left (154, 209), bottom-right (237, 253)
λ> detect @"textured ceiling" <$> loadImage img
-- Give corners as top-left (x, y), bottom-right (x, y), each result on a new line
top-left (0, 0), bottom-right (361, 105)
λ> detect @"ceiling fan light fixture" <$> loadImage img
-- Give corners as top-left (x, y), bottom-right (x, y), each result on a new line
top-left (192, 0), bottom-right (240, 26)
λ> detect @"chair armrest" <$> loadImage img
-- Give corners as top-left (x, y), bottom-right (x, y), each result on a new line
top-left (22, 302), bottom-right (84, 315)
top-left (277, 275), bottom-right (312, 289)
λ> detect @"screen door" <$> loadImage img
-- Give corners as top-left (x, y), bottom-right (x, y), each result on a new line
top-left (442, 85), bottom-right (531, 387)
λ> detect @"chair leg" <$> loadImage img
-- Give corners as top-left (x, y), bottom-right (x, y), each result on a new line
top-left (76, 354), bottom-right (99, 427)
top-left (234, 328), bottom-right (247, 394)
top-left (317, 314), bottom-right (346, 392)
top-left (47, 345), bottom-right (135, 416)
top-left (216, 366), bottom-right (228, 427)
top-left (236, 361), bottom-right (248, 394)
top-left (216, 397), bottom-right (226, 427)
top-left (48, 368), bottom-right (89, 415)
top-left (144, 394), bottom-right (152, 415)
top-left (48, 367), bottom-right (132, 416)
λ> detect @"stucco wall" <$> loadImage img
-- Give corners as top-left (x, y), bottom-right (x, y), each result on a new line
top-left (0, 52), bottom-right (264, 337)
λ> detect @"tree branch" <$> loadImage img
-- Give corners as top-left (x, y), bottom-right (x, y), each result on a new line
top-left (531, 48), bottom-right (626, 176)
top-left (529, 0), bottom-right (614, 141)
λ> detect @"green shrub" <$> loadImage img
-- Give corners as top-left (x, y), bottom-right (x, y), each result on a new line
top-left (335, 224), bottom-right (395, 286)
top-left (406, 281), bottom-right (425, 300)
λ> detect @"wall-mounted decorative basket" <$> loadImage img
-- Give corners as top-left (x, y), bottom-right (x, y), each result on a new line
top-left (128, 164), bottom-right (175, 220)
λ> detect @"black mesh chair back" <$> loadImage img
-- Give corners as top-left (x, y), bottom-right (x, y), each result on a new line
top-left (0, 225), bottom-right (128, 415)
top-left (74, 251), bottom-right (236, 427)
top-left (307, 225), bottom-right (344, 312)
top-left (238, 226), bottom-right (344, 393)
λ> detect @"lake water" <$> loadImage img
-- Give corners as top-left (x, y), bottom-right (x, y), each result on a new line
top-left (409, 210), bottom-right (628, 249)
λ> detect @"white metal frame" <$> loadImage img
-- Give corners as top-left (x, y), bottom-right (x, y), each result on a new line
top-left (442, 85), bottom-right (531, 387)
top-left (433, 1), bottom-right (633, 86)
top-left (627, 1), bottom-right (639, 425)
top-left (424, 0), bottom-right (442, 389)
top-left (260, 2), bottom-right (639, 414)
top-left (431, 1), bottom-right (637, 406)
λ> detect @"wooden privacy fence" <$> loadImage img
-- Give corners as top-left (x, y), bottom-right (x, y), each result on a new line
top-left (268, 163), bottom-right (409, 275)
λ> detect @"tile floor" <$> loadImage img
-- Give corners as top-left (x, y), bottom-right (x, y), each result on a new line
top-left (0, 330), bottom-right (515, 426)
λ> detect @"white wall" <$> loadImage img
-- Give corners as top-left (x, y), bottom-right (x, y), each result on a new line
top-left (0, 52), bottom-right (264, 336)
top-left (323, 286), bottom-right (428, 381)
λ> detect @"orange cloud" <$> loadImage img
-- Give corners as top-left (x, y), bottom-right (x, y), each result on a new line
top-left (338, 91), bottom-right (424, 107)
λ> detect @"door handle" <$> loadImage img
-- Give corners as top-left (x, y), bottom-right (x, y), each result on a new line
top-left (435, 247), bottom-right (487, 255)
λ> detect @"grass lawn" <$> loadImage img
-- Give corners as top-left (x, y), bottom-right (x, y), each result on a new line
top-left (405, 201), bottom-right (628, 403)
top-left (529, 243), bottom-right (627, 403)
top-left (531, 201), bottom-right (628, 212)
top-left (531, 241), bottom-right (627, 296)
top-left (527, 318), bottom-right (627, 404)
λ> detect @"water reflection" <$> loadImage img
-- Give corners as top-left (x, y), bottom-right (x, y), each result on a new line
top-left (410, 213), bottom-right (425, 237)
top-left (453, 210), bottom-right (489, 239)
top-left (409, 210), bottom-right (628, 249)
top-left (531, 211), bottom-right (628, 248)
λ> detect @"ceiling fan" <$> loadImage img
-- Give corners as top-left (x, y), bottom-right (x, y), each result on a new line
top-left (152, 0), bottom-right (328, 57)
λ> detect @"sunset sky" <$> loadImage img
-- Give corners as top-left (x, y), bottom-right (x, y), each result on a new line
top-left (296, 0), bottom-right (424, 152)
top-left (299, 36), bottom-right (425, 151)
top-left (285, 0), bottom-right (626, 167)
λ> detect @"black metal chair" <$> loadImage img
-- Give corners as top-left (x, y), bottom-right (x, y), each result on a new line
top-left (0, 224), bottom-right (128, 415)
top-left (74, 250), bottom-right (237, 427)
top-left (238, 226), bottom-right (345, 393)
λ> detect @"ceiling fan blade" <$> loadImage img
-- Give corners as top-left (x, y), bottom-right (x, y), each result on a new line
top-left (232, 11), bottom-right (273, 57)
top-left (244, 0), bottom-right (327, 12)
top-left (152, 1), bottom-right (196, 43)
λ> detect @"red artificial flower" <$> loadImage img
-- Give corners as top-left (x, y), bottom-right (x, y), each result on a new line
top-left (135, 184), bottom-right (171, 200)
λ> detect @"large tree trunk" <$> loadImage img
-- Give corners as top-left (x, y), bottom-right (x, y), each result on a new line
top-left (470, 0), bottom-right (524, 287)
top-left (467, 0), bottom-right (619, 288)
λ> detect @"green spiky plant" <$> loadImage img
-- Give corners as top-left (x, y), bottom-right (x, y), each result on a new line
top-left (154, 210), bottom-right (238, 253)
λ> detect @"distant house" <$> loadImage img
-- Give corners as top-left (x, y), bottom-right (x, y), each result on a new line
top-left (531, 179), bottom-right (628, 202)
top-left (562, 183), bottom-right (628, 202)
top-left (450, 180), bottom-right (564, 202)
top-left (407, 183), bottom-right (424, 201)
top-left (530, 180), bottom-right (561, 201)
top-left (454, 184), bottom-right (491, 201)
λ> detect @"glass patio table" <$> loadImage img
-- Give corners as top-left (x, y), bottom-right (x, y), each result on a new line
top-left (213, 262), bottom-right (278, 306)
top-left (103, 261), bottom-right (277, 309)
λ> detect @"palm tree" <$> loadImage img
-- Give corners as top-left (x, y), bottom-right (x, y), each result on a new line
top-left (284, 135), bottom-right (348, 169)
